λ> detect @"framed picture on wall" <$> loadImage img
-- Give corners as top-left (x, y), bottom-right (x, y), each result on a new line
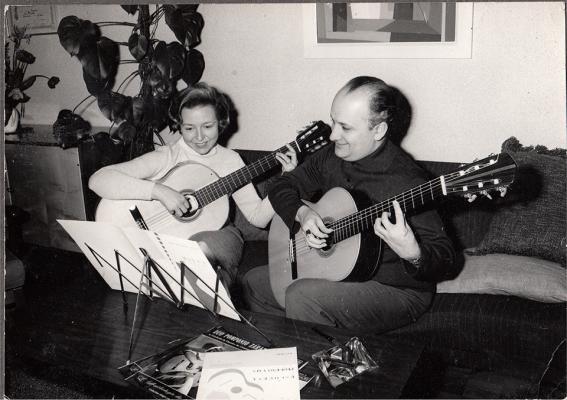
top-left (8, 5), bottom-right (58, 32)
top-left (303, 2), bottom-right (473, 59)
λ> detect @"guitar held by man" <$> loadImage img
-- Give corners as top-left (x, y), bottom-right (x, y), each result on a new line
top-left (268, 152), bottom-right (517, 307)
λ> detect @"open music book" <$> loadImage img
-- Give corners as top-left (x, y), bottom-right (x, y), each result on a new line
top-left (58, 220), bottom-right (240, 321)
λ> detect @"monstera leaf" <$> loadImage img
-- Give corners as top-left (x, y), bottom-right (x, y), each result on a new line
top-left (82, 68), bottom-right (111, 96)
top-left (97, 91), bottom-right (133, 124)
top-left (163, 5), bottom-right (204, 48)
top-left (121, 5), bottom-right (140, 15)
top-left (57, 16), bottom-right (99, 57)
top-left (182, 48), bottom-right (205, 85)
top-left (114, 121), bottom-right (137, 142)
top-left (128, 32), bottom-right (149, 61)
top-left (78, 37), bottom-right (119, 80)
top-left (166, 42), bottom-right (186, 80)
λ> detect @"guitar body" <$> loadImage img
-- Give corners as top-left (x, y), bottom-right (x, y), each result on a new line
top-left (268, 153), bottom-right (518, 308)
top-left (95, 162), bottom-right (229, 238)
top-left (268, 187), bottom-right (381, 308)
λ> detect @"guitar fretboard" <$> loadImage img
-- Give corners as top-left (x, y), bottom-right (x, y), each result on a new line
top-left (330, 177), bottom-right (446, 243)
top-left (193, 142), bottom-right (299, 207)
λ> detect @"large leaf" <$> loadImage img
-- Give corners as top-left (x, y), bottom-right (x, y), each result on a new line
top-left (131, 96), bottom-right (146, 126)
top-left (97, 91), bottom-right (133, 123)
top-left (182, 48), bottom-right (205, 85)
top-left (57, 16), bottom-right (99, 57)
top-left (114, 121), bottom-right (137, 143)
top-left (166, 42), bottom-right (186, 80)
top-left (82, 68), bottom-right (110, 96)
top-left (78, 37), bottom-right (119, 82)
top-left (128, 33), bottom-right (148, 61)
top-left (163, 5), bottom-right (204, 48)
top-left (151, 41), bottom-right (170, 79)
top-left (121, 5), bottom-right (139, 15)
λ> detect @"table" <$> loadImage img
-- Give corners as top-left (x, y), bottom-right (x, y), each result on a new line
top-left (6, 249), bottom-right (427, 399)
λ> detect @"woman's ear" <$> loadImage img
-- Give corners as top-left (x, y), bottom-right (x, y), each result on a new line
top-left (373, 121), bottom-right (388, 141)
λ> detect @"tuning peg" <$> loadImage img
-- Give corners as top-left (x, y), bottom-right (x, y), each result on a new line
top-left (464, 193), bottom-right (477, 203)
top-left (480, 190), bottom-right (493, 200)
top-left (497, 186), bottom-right (508, 197)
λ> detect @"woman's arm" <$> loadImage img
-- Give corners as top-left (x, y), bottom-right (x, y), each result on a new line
top-left (88, 148), bottom-right (169, 200)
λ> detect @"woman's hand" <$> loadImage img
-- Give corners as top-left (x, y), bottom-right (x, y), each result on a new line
top-left (275, 144), bottom-right (298, 173)
top-left (373, 200), bottom-right (421, 260)
top-left (152, 183), bottom-right (191, 217)
top-left (296, 205), bottom-right (333, 248)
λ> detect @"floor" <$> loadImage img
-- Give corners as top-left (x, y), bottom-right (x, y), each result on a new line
top-left (4, 245), bottom-right (566, 399)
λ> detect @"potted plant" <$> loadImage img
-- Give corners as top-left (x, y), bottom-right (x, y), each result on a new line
top-left (56, 4), bottom-right (205, 159)
top-left (5, 25), bottom-right (60, 133)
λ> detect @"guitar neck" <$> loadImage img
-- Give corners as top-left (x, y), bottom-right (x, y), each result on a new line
top-left (330, 177), bottom-right (446, 243)
top-left (194, 142), bottom-right (299, 207)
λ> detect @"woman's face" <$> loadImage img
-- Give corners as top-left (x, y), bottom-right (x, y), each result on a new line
top-left (180, 105), bottom-right (220, 155)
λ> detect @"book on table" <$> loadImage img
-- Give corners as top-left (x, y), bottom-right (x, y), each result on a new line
top-left (118, 326), bottom-right (313, 399)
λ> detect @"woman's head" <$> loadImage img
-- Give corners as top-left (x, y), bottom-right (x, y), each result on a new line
top-left (174, 82), bottom-right (231, 155)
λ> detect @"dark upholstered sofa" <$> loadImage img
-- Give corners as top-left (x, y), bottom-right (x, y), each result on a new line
top-left (233, 148), bottom-right (566, 385)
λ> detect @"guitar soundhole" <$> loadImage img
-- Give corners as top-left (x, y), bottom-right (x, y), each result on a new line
top-left (177, 191), bottom-right (200, 221)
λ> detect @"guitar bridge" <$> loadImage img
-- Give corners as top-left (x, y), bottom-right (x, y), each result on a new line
top-left (289, 238), bottom-right (297, 280)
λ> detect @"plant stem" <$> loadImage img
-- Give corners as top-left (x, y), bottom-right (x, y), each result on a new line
top-left (73, 94), bottom-right (94, 114)
top-left (116, 70), bottom-right (140, 92)
top-left (96, 22), bottom-right (137, 27)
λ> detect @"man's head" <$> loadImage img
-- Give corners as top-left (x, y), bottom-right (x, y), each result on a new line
top-left (330, 76), bottom-right (396, 162)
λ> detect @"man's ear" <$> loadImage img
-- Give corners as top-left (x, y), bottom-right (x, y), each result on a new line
top-left (373, 121), bottom-right (388, 141)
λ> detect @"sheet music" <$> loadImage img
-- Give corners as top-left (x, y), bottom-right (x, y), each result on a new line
top-left (58, 220), bottom-right (240, 320)
top-left (57, 220), bottom-right (143, 292)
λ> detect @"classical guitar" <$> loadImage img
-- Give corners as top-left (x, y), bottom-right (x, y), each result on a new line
top-left (268, 153), bottom-right (518, 307)
top-left (95, 121), bottom-right (331, 238)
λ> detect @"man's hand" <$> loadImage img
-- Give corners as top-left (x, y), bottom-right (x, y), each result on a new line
top-left (296, 205), bottom-right (333, 248)
top-left (275, 144), bottom-right (298, 173)
top-left (373, 200), bottom-right (420, 260)
top-left (151, 183), bottom-right (192, 217)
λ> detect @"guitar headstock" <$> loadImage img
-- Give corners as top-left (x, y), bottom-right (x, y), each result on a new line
top-left (295, 121), bottom-right (332, 154)
top-left (444, 153), bottom-right (518, 198)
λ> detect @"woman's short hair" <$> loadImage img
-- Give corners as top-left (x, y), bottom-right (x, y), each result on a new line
top-left (174, 82), bottom-right (230, 133)
top-left (342, 76), bottom-right (397, 131)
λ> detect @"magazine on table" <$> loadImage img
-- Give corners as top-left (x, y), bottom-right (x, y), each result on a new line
top-left (118, 326), bottom-right (313, 399)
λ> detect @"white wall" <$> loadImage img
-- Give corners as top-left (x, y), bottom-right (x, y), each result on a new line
top-left (16, 2), bottom-right (566, 162)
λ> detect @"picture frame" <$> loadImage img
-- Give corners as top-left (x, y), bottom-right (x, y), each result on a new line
top-left (8, 5), bottom-right (58, 32)
top-left (303, 2), bottom-right (473, 59)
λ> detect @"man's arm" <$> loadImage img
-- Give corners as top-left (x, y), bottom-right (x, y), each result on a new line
top-left (267, 148), bottom-right (330, 230)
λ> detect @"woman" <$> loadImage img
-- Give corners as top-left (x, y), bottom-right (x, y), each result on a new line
top-left (89, 82), bottom-right (297, 290)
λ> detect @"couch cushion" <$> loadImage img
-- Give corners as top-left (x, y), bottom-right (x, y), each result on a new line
top-left (437, 253), bottom-right (566, 303)
top-left (471, 138), bottom-right (566, 265)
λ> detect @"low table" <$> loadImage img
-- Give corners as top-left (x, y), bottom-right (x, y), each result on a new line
top-left (6, 248), bottom-right (427, 399)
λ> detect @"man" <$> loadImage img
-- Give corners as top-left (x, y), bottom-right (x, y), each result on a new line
top-left (242, 76), bottom-right (457, 332)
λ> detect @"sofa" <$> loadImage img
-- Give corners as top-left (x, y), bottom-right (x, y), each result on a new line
top-left (232, 139), bottom-right (566, 389)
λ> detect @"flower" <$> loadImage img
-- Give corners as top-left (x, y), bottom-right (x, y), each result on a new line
top-left (5, 25), bottom-right (60, 119)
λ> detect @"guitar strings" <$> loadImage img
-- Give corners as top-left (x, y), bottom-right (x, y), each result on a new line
top-left (132, 143), bottom-right (300, 230)
top-left (291, 170), bottom-right (465, 255)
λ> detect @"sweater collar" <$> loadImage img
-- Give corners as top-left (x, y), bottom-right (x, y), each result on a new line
top-left (349, 139), bottom-right (396, 170)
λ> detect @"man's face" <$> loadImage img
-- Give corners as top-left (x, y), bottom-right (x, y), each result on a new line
top-left (329, 88), bottom-right (385, 162)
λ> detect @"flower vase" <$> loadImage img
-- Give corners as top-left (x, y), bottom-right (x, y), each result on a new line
top-left (4, 108), bottom-right (20, 134)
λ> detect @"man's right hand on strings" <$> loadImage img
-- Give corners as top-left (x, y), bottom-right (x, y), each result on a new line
top-left (296, 205), bottom-right (333, 248)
